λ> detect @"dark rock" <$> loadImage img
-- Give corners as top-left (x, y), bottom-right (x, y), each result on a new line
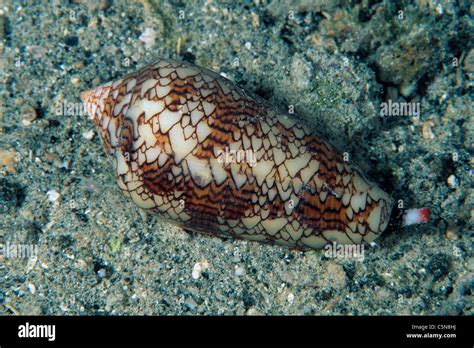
top-left (427, 253), bottom-right (452, 281)
top-left (0, 178), bottom-right (25, 212)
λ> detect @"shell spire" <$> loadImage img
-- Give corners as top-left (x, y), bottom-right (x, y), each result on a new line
top-left (81, 85), bottom-right (118, 157)
top-left (81, 58), bottom-right (394, 250)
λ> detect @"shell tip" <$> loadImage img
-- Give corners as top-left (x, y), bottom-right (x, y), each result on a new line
top-left (80, 89), bottom-right (94, 103)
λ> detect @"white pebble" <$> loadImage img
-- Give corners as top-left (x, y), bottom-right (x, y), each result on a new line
top-left (244, 41), bottom-right (252, 50)
top-left (234, 265), bottom-right (246, 276)
top-left (139, 28), bottom-right (156, 49)
top-left (287, 293), bottom-right (294, 304)
top-left (46, 190), bottom-right (60, 202)
top-left (418, 267), bottom-right (426, 275)
top-left (97, 268), bottom-right (106, 279)
top-left (447, 174), bottom-right (457, 188)
top-left (71, 76), bottom-right (80, 86)
top-left (192, 260), bottom-right (209, 279)
top-left (82, 129), bottom-right (95, 140)
top-left (27, 283), bottom-right (36, 294)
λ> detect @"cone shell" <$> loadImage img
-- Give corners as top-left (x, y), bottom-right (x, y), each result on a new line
top-left (81, 58), bottom-right (394, 250)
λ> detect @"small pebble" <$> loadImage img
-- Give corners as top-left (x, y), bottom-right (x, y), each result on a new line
top-left (97, 268), bottom-right (106, 279)
top-left (400, 81), bottom-right (416, 97)
top-left (466, 257), bottom-right (474, 272)
top-left (234, 265), bottom-right (246, 276)
top-left (0, 149), bottom-right (18, 174)
top-left (291, 54), bottom-right (313, 89)
top-left (74, 60), bottom-right (85, 69)
top-left (287, 293), bottom-right (295, 304)
top-left (27, 283), bottom-right (36, 294)
top-left (192, 260), bottom-right (209, 279)
top-left (20, 104), bottom-right (37, 126)
top-left (46, 190), bottom-right (60, 203)
top-left (463, 49), bottom-right (474, 73)
top-left (71, 76), bottom-right (80, 86)
top-left (139, 28), bottom-right (156, 49)
top-left (82, 129), bottom-right (95, 140)
top-left (19, 208), bottom-right (34, 221)
top-left (75, 259), bottom-right (87, 269)
top-left (184, 298), bottom-right (197, 310)
top-left (447, 174), bottom-right (457, 188)
top-left (246, 307), bottom-right (262, 315)
top-left (445, 221), bottom-right (458, 240)
top-left (422, 121), bottom-right (435, 140)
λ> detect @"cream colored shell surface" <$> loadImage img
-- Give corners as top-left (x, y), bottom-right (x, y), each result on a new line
top-left (81, 58), bottom-right (394, 250)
